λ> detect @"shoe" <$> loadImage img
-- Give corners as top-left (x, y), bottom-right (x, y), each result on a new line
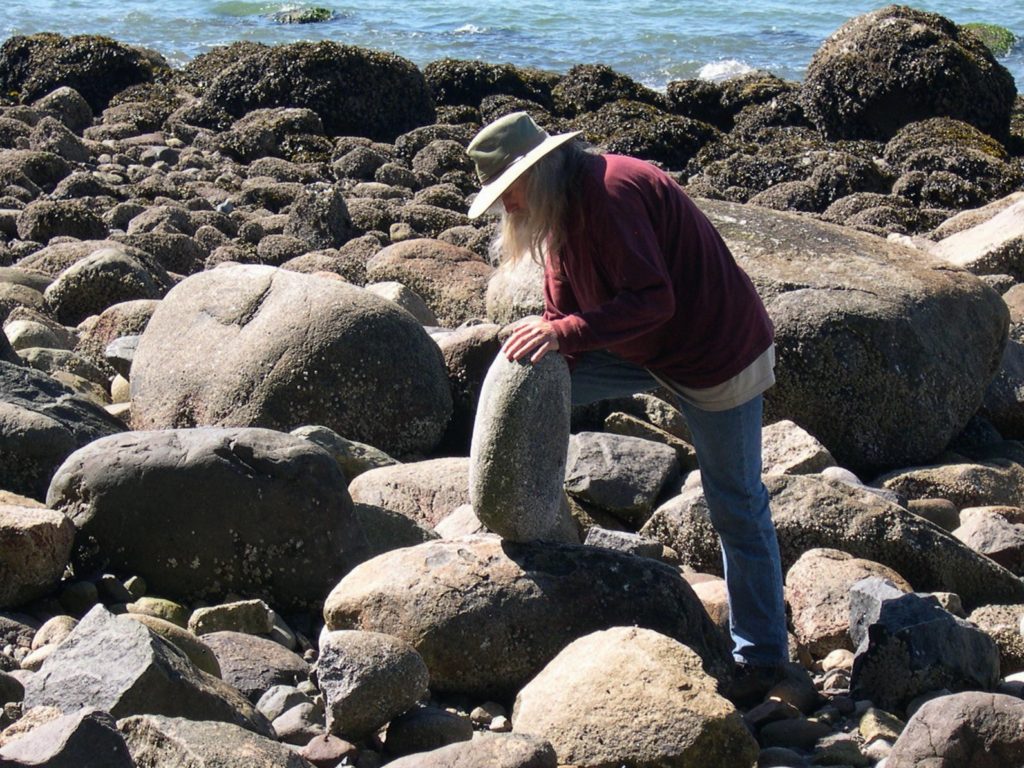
top-left (722, 662), bottom-right (787, 709)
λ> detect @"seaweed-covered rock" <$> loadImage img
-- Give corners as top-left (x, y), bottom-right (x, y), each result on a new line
top-left (423, 58), bottom-right (557, 111)
top-left (800, 6), bottom-right (1017, 141)
top-left (16, 199), bottom-right (107, 243)
top-left (719, 72), bottom-right (796, 115)
top-left (552, 64), bottom-right (666, 117)
top-left (199, 42), bottom-right (435, 141)
top-left (0, 33), bottom-right (167, 113)
top-left (572, 101), bottom-right (721, 171)
top-left (665, 79), bottom-right (731, 130)
top-left (32, 86), bottom-right (93, 134)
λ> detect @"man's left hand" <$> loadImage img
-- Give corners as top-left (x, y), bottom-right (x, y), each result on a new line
top-left (502, 318), bottom-right (560, 364)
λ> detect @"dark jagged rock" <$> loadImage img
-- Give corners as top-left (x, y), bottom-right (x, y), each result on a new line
top-left (800, 6), bottom-right (1017, 142)
top-left (23, 606), bottom-right (272, 734)
top-left (199, 41), bottom-right (435, 141)
top-left (665, 79), bottom-right (731, 130)
top-left (0, 33), bottom-right (168, 113)
top-left (0, 708), bottom-right (134, 767)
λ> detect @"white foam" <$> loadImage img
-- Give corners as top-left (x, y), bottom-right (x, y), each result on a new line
top-left (454, 24), bottom-right (485, 35)
top-left (698, 58), bottom-right (756, 82)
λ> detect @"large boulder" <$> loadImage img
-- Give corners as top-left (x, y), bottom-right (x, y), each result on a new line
top-left (323, 536), bottom-right (731, 698)
top-left (887, 692), bottom-right (1024, 767)
top-left (0, 504), bottom-right (74, 608)
top-left (470, 354), bottom-right (576, 542)
top-left (799, 6), bottom-right (1017, 142)
top-left (701, 198), bottom-right (1009, 474)
top-left (485, 256), bottom-right (545, 325)
top-left (512, 627), bottom-right (757, 768)
top-left (46, 427), bottom-right (369, 611)
top-left (198, 41), bottom-right (435, 141)
top-left (129, 266), bottom-right (452, 457)
top-left (365, 239), bottom-right (493, 327)
top-left (0, 360), bottom-right (124, 500)
top-left (641, 473), bottom-right (1024, 610)
top-left (23, 606), bottom-right (272, 735)
top-left (0, 34), bottom-right (166, 113)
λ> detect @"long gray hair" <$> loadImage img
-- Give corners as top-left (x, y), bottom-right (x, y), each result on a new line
top-left (490, 140), bottom-right (598, 267)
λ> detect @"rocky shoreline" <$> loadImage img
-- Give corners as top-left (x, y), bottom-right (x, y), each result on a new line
top-left (2, 4), bottom-right (1024, 767)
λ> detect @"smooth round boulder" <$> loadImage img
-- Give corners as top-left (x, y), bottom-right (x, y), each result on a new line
top-left (201, 631), bottom-right (309, 703)
top-left (46, 427), bottom-right (369, 611)
top-left (385, 732), bottom-right (557, 768)
top-left (348, 458), bottom-right (469, 529)
top-left (484, 256), bottom-right (545, 325)
top-left (799, 6), bottom-right (1016, 141)
top-left (703, 198), bottom-right (1009, 475)
top-left (129, 265), bottom-right (452, 457)
top-left (0, 505), bottom-right (74, 608)
top-left (470, 354), bottom-right (575, 542)
top-left (512, 627), bottom-right (757, 768)
top-left (323, 536), bottom-right (731, 698)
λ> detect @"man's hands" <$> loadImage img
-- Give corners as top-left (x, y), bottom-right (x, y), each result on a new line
top-left (502, 318), bottom-right (560, 364)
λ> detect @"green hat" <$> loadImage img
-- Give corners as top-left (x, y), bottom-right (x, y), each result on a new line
top-left (466, 111), bottom-right (581, 219)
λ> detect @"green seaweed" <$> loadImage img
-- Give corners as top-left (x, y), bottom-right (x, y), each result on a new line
top-left (271, 7), bottom-right (334, 24)
top-left (963, 22), bottom-right (1017, 57)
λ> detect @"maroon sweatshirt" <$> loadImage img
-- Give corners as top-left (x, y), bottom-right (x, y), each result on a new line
top-left (544, 153), bottom-right (773, 388)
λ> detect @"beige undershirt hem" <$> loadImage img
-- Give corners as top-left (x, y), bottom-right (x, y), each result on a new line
top-left (650, 345), bottom-right (776, 412)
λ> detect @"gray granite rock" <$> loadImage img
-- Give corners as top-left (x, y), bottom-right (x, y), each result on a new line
top-left (22, 606), bottom-right (271, 735)
top-left (200, 631), bottom-right (309, 704)
top-left (118, 713), bottom-right (315, 767)
top-left (384, 705), bottom-right (474, 759)
top-left (0, 708), bottom-right (133, 768)
top-left (384, 732), bottom-right (557, 768)
top-left (318, 629), bottom-right (428, 741)
top-left (470, 354), bottom-right (576, 543)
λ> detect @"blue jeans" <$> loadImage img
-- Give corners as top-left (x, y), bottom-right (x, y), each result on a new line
top-left (572, 350), bottom-right (788, 665)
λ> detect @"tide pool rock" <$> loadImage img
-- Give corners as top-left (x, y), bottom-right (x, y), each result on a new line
top-left (23, 606), bottom-right (271, 735)
top-left (642, 473), bottom-right (1024, 610)
top-left (129, 265), bottom-right (452, 457)
top-left (323, 536), bottom-right (731, 698)
top-left (887, 692), bottom-right (1024, 767)
top-left (118, 714), bottom-right (314, 767)
top-left (511, 627), bottom-right (757, 768)
top-left (0, 505), bottom-right (74, 609)
top-left (705, 198), bottom-right (1009, 475)
top-left (470, 354), bottom-right (576, 543)
top-left (46, 427), bottom-right (369, 611)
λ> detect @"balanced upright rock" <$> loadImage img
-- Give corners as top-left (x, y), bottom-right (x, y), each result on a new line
top-left (469, 352), bottom-right (576, 542)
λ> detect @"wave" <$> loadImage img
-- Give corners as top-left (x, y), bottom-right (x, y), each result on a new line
top-left (698, 58), bottom-right (756, 82)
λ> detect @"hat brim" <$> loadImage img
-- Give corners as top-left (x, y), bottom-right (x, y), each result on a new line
top-left (467, 130), bottom-right (583, 219)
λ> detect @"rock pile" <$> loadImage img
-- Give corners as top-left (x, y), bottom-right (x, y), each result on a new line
top-left (0, 5), bottom-right (1023, 766)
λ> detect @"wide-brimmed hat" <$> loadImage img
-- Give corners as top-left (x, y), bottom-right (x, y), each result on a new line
top-left (466, 111), bottom-right (581, 219)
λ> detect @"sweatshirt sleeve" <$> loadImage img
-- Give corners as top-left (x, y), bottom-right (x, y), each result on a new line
top-left (548, 169), bottom-right (676, 355)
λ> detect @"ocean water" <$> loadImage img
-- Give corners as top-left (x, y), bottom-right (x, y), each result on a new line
top-left (2, 1), bottom-right (1022, 91)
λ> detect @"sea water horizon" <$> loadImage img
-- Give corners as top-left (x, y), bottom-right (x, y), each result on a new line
top-left (2, 1), bottom-right (1023, 92)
